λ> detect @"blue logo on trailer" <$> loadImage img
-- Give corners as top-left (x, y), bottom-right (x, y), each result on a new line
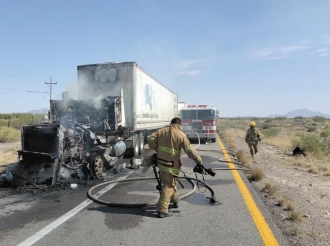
top-left (145, 84), bottom-right (153, 110)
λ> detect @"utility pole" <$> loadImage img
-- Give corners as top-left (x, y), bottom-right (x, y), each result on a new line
top-left (45, 76), bottom-right (57, 100)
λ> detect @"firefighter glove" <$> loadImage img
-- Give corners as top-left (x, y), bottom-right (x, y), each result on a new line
top-left (193, 164), bottom-right (204, 174)
top-left (152, 153), bottom-right (158, 166)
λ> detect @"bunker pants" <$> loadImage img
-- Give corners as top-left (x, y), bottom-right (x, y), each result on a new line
top-left (156, 170), bottom-right (179, 214)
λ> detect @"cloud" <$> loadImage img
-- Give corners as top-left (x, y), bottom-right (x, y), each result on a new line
top-left (250, 49), bottom-right (273, 58)
top-left (278, 44), bottom-right (308, 54)
top-left (177, 70), bottom-right (201, 75)
top-left (173, 59), bottom-right (203, 75)
top-left (250, 40), bottom-right (309, 60)
top-left (312, 48), bottom-right (330, 57)
top-left (173, 59), bottom-right (199, 70)
top-left (321, 35), bottom-right (330, 44)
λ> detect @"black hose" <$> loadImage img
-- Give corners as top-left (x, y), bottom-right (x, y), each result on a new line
top-left (87, 176), bottom-right (215, 207)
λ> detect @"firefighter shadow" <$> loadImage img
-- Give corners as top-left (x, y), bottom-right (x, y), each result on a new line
top-left (88, 205), bottom-right (180, 219)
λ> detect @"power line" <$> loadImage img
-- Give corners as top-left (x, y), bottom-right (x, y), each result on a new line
top-left (0, 86), bottom-right (48, 93)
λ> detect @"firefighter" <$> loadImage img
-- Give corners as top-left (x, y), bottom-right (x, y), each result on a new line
top-left (148, 117), bottom-right (203, 218)
top-left (245, 121), bottom-right (261, 158)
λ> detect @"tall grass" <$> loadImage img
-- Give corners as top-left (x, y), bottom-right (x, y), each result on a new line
top-left (261, 128), bottom-right (280, 138)
top-left (0, 113), bottom-right (44, 129)
top-left (320, 128), bottom-right (330, 138)
top-left (0, 127), bottom-right (21, 142)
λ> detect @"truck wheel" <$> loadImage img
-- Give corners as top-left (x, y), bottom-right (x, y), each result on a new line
top-left (212, 138), bottom-right (216, 143)
top-left (133, 134), bottom-right (139, 157)
top-left (90, 154), bottom-right (104, 179)
top-left (139, 132), bottom-right (144, 155)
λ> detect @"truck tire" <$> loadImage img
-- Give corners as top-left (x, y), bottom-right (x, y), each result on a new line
top-left (212, 138), bottom-right (216, 143)
top-left (90, 154), bottom-right (105, 179)
top-left (133, 134), bottom-right (139, 157)
top-left (139, 132), bottom-right (144, 155)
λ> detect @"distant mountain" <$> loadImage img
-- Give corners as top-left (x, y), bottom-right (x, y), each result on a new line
top-left (28, 108), bottom-right (49, 115)
top-left (266, 109), bottom-right (330, 118)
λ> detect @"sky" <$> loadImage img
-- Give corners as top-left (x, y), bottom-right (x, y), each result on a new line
top-left (0, 0), bottom-right (329, 117)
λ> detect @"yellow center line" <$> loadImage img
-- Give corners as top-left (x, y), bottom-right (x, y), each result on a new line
top-left (216, 135), bottom-right (279, 246)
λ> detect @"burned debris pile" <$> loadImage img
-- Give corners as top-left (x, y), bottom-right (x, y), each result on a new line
top-left (2, 95), bottom-right (132, 189)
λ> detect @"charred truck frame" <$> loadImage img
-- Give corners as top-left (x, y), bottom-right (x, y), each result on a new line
top-left (11, 62), bottom-right (178, 186)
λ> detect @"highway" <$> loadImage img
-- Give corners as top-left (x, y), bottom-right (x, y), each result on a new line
top-left (0, 136), bottom-right (288, 246)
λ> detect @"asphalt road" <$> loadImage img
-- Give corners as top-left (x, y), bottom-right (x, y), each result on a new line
top-left (0, 136), bottom-right (288, 246)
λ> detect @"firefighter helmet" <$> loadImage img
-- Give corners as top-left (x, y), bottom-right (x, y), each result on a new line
top-left (250, 121), bottom-right (256, 127)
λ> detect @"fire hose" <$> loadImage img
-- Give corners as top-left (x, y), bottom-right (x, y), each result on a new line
top-left (87, 133), bottom-right (250, 207)
top-left (87, 175), bottom-right (216, 207)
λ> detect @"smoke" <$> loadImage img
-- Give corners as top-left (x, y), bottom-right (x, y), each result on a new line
top-left (65, 80), bottom-right (79, 100)
top-left (77, 67), bottom-right (122, 100)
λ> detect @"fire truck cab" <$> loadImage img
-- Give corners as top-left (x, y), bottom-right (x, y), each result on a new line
top-left (179, 105), bottom-right (217, 143)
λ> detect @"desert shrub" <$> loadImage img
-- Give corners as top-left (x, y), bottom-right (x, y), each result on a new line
top-left (308, 166), bottom-right (318, 174)
top-left (313, 116), bottom-right (326, 123)
top-left (306, 126), bottom-right (317, 132)
top-left (288, 211), bottom-right (303, 222)
top-left (276, 196), bottom-right (288, 207)
top-left (249, 167), bottom-right (265, 181)
top-left (261, 183), bottom-right (277, 195)
top-left (275, 116), bottom-right (287, 120)
top-left (235, 149), bottom-right (249, 165)
top-left (0, 127), bottom-right (21, 142)
top-left (285, 200), bottom-right (296, 211)
top-left (261, 128), bottom-right (280, 138)
top-left (294, 116), bottom-right (304, 120)
top-left (260, 122), bottom-right (271, 129)
top-left (320, 128), bottom-right (330, 138)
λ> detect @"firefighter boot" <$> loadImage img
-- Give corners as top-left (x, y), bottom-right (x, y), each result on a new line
top-left (172, 202), bottom-right (179, 208)
top-left (158, 212), bottom-right (172, 218)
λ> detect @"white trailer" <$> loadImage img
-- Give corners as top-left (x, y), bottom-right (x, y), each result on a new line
top-left (76, 62), bottom-right (178, 157)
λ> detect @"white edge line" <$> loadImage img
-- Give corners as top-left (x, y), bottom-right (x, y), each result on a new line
top-left (17, 174), bottom-right (131, 246)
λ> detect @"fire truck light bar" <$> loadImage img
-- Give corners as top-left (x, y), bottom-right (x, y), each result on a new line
top-left (187, 105), bottom-right (208, 108)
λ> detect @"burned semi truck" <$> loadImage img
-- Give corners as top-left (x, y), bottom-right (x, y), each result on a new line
top-left (10, 62), bottom-right (178, 186)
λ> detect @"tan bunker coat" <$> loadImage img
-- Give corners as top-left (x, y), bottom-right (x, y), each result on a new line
top-left (148, 123), bottom-right (202, 213)
top-left (245, 127), bottom-right (261, 157)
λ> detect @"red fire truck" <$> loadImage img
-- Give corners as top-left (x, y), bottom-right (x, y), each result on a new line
top-left (179, 105), bottom-right (218, 143)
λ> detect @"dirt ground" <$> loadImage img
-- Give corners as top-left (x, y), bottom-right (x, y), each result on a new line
top-left (0, 141), bottom-right (20, 154)
top-left (233, 134), bottom-right (330, 246)
top-left (0, 141), bottom-right (20, 173)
